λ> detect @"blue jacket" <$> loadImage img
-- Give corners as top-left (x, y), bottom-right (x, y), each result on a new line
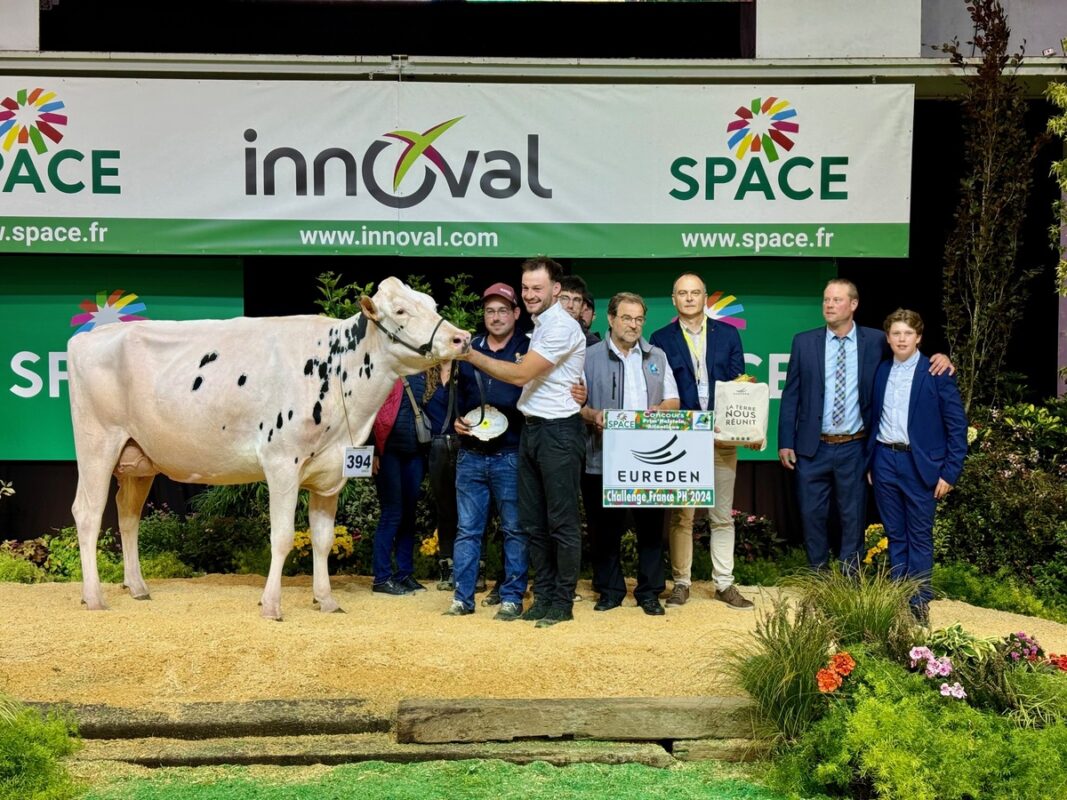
top-left (454, 331), bottom-right (529, 452)
top-left (648, 318), bottom-right (745, 412)
top-left (778, 324), bottom-right (890, 458)
top-left (866, 353), bottom-right (968, 488)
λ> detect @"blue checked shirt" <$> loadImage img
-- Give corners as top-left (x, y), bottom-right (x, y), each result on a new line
top-left (822, 325), bottom-right (860, 435)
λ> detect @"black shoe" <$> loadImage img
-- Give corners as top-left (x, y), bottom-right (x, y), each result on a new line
top-left (436, 559), bottom-right (454, 591)
top-left (398, 576), bottom-right (427, 592)
top-left (481, 584), bottom-right (502, 607)
top-left (535, 605), bottom-right (574, 628)
top-left (520, 599), bottom-right (552, 621)
top-left (638, 598), bottom-right (666, 616)
top-left (372, 580), bottom-right (411, 596)
top-left (594, 596), bottom-right (622, 612)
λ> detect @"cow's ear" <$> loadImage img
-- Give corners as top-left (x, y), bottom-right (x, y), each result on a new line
top-left (360, 295), bottom-right (379, 320)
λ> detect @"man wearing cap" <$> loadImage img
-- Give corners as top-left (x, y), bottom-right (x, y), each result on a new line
top-left (456, 256), bottom-right (586, 628)
top-left (443, 282), bottom-right (530, 620)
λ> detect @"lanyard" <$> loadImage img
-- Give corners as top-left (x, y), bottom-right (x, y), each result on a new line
top-left (680, 317), bottom-right (707, 384)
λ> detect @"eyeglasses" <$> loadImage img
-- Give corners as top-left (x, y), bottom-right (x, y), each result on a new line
top-left (484, 307), bottom-right (513, 317)
top-left (673, 290), bottom-right (706, 299)
top-left (616, 315), bottom-right (645, 326)
top-left (559, 294), bottom-right (582, 306)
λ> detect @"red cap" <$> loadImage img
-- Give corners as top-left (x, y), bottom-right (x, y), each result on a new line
top-left (482, 282), bottom-right (518, 307)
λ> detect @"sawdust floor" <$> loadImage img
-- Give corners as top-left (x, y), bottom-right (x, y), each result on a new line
top-left (1, 576), bottom-right (1064, 717)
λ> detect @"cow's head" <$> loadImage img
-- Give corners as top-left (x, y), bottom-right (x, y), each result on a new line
top-left (360, 277), bottom-right (471, 369)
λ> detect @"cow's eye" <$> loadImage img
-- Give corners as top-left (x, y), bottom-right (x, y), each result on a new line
top-left (395, 308), bottom-right (405, 316)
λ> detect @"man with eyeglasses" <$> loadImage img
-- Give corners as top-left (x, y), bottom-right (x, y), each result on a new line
top-left (559, 275), bottom-right (600, 346)
top-left (649, 273), bottom-right (754, 610)
top-left (580, 292), bottom-right (679, 615)
top-left (443, 282), bottom-right (530, 620)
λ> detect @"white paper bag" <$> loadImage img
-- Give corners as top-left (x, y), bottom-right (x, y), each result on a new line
top-left (713, 381), bottom-right (770, 450)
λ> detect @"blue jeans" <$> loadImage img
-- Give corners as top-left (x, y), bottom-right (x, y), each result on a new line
top-left (452, 448), bottom-right (526, 610)
top-left (372, 449), bottom-right (426, 585)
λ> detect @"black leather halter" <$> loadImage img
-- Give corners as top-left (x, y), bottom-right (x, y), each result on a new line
top-left (370, 314), bottom-right (447, 359)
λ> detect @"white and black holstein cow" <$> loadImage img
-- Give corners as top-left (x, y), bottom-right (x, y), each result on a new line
top-left (68, 277), bottom-right (470, 620)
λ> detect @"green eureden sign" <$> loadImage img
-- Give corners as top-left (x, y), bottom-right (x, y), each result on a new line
top-left (0, 257), bottom-right (243, 459)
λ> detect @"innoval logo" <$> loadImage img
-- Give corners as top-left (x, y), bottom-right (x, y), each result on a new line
top-left (0, 88), bottom-right (67, 154)
top-left (726, 97), bottom-right (799, 162)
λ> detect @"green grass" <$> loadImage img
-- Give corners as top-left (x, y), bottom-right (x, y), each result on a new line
top-left (81, 761), bottom-right (790, 800)
top-left (933, 562), bottom-right (1067, 624)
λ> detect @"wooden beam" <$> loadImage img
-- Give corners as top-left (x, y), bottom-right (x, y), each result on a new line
top-left (396, 697), bottom-right (755, 744)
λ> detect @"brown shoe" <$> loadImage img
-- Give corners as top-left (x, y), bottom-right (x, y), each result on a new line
top-left (715, 585), bottom-right (754, 610)
top-left (666, 584), bottom-right (690, 607)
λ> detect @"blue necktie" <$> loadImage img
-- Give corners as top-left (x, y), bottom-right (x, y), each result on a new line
top-left (831, 336), bottom-right (847, 428)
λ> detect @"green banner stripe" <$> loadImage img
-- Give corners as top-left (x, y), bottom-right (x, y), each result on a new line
top-left (0, 218), bottom-right (909, 258)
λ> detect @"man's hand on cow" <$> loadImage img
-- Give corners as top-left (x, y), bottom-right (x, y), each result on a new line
top-left (454, 416), bottom-right (473, 436)
top-left (929, 353), bottom-right (955, 376)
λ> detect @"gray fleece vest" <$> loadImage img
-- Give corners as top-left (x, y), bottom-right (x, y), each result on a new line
top-left (583, 338), bottom-right (671, 474)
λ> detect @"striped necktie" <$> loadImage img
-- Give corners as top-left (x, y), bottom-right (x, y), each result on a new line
top-left (831, 336), bottom-right (847, 427)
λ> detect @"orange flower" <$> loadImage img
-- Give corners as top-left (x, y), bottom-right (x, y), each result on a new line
top-left (817, 668), bottom-right (843, 693)
top-left (830, 652), bottom-right (856, 677)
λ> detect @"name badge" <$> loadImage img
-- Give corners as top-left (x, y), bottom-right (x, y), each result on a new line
top-left (342, 446), bottom-right (374, 478)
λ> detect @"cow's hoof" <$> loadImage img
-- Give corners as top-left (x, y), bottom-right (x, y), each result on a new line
top-left (131, 593), bottom-right (152, 601)
top-left (260, 605), bottom-right (283, 621)
top-left (315, 598), bottom-right (344, 614)
top-left (81, 598), bottom-right (109, 611)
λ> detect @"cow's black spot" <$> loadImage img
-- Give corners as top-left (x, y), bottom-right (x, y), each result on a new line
top-left (268, 429), bottom-right (273, 442)
top-left (358, 367), bottom-right (363, 378)
top-left (199, 352), bottom-right (218, 368)
top-left (304, 359), bottom-right (315, 376)
top-left (192, 376), bottom-right (203, 391)
top-left (326, 425), bottom-right (331, 432)
top-left (276, 413), bottom-right (283, 429)
top-left (363, 353), bottom-right (371, 365)
top-left (259, 422), bottom-right (263, 430)
top-left (288, 409), bottom-right (293, 420)
top-left (313, 401), bottom-right (322, 425)
top-left (294, 457), bottom-right (299, 464)
top-left (335, 365), bottom-right (342, 376)
top-left (222, 425), bottom-right (227, 430)
top-left (238, 374), bottom-right (247, 386)
top-left (342, 370), bottom-right (348, 382)
top-left (318, 362), bottom-right (328, 381)
top-left (310, 451), bottom-right (315, 458)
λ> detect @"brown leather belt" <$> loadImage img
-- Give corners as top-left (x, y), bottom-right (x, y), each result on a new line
top-left (820, 430), bottom-right (867, 444)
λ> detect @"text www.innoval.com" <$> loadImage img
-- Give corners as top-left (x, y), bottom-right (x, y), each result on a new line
top-left (299, 226), bottom-right (499, 249)
top-left (0, 222), bottom-right (110, 247)
top-left (681, 226), bottom-right (836, 254)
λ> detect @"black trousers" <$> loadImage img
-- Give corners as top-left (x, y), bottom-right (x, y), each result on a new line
top-left (519, 414), bottom-right (585, 611)
top-left (428, 434), bottom-right (459, 559)
top-left (580, 472), bottom-right (666, 604)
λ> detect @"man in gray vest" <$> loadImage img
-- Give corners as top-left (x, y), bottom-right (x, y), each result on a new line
top-left (579, 292), bottom-right (680, 615)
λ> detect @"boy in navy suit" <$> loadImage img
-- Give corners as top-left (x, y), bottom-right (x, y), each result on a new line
top-left (867, 309), bottom-right (967, 624)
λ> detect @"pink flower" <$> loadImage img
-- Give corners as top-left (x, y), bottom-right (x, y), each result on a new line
top-left (940, 682), bottom-right (967, 699)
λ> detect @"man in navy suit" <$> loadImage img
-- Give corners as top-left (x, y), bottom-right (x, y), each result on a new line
top-left (649, 273), bottom-right (754, 610)
top-left (868, 309), bottom-right (967, 624)
top-left (777, 279), bottom-right (951, 569)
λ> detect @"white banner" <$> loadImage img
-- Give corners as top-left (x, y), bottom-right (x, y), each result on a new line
top-left (0, 79), bottom-right (914, 256)
top-left (602, 410), bottom-right (715, 507)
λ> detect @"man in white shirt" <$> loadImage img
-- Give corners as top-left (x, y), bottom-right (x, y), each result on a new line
top-left (457, 256), bottom-right (586, 628)
top-left (580, 292), bottom-right (680, 615)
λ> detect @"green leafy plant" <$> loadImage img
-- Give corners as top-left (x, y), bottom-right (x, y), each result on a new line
top-left (785, 564), bottom-right (919, 656)
top-left (933, 562), bottom-right (1067, 624)
top-left (0, 552), bottom-right (44, 584)
top-left (314, 271), bottom-right (375, 319)
top-left (926, 623), bottom-right (999, 663)
top-left (934, 398), bottom-right (1067, 604)
top-left (731, 597), bottom-right (837, 742)
top-left (0, 697), bottom-right (81, 800)
top-left (1047, 80), bottom-right (1067, 380)
top-left (40, 527), bottom-right (123, 583)
top-left (439, 272), bottom-right (483, 331)
top-left (939, 0), bottom-right (1045, 411)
